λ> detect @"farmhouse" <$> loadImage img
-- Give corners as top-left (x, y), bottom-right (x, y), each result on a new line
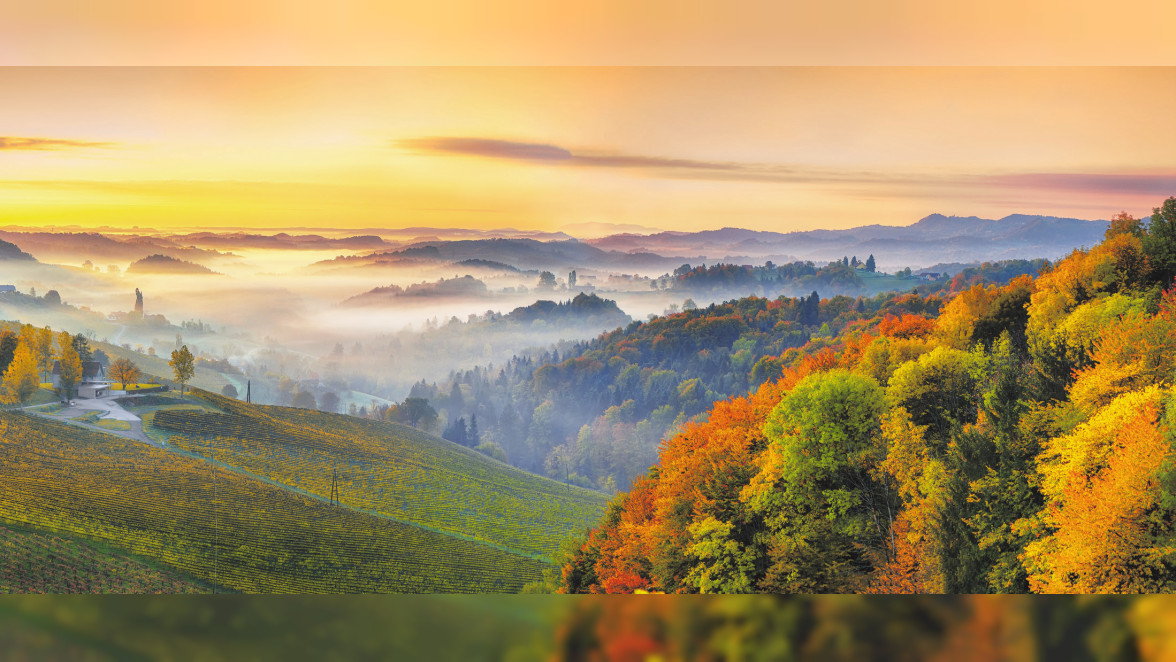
top-left (51, 360), bottom-right (111, 399)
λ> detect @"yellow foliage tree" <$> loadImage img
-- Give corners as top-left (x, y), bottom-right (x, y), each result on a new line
top-left (869, 407), bottom-right (947, 593)
top-left (107, 357), bottom-right (141, 391)
top-left (1024, 404), bottom-right (1175, 593)
top-left (934, 283), bottom-right (1000, 350)
top-left (2, 342), bottom-right (41, 408)
top-left (1036, 386), bottom-right (1166, 501)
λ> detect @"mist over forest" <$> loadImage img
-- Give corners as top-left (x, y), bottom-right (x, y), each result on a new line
top-left (0, 214), bottom-right (1104, 492)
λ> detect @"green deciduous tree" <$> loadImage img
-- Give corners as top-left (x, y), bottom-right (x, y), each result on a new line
top-left (396, 397), bottom-right (437, 430)
top-left (745, 370), bottom-right (891, 592)
top-left (887, 346), bottom-right (980, 444)
top-left (1143, 196), bottom-right (1176, 287)
top-left (292, 390), bottom-right (316, 409)
top-left (169, 345), bottom-right (195, 396)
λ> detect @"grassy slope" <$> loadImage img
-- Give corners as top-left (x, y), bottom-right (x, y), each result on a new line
top-left (92, 340), bottom-right (234, 393)
top-left (0, 521), bottom-right (207, 594)
top-left (152, 390), bottom-right (610, 559)
top-left (0, 410), bottom-right (548, 593)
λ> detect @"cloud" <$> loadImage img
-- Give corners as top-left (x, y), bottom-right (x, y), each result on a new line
top-left (395, 137), bottom-right (1176, 202)
top-left (396, 137), bottom-right (572, 162)
top-left (986, 172), bottom-right (1176, 197)
top-left (0, 136), bottom-right (116, 151)
top-left (394, 136), bottom-right (779, 175)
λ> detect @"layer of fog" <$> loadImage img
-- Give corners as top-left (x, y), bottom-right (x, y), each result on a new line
top-left (1, 246), bottom-right (700, 406)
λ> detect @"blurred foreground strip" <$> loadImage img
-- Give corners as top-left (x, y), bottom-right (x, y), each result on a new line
top-left (552, 594), bottom-right (1173, 662)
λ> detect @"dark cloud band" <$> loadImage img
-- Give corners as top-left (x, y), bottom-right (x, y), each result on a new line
top-left (0, 136), bottom-right (115, 151)
top-left (394, 135), bottom-right (1176, 201)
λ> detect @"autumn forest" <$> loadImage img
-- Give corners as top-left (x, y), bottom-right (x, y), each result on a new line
top-left (558, 198), bottom-right (1176, 595)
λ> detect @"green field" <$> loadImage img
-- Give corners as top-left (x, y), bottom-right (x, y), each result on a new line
top-left (0, 410), bottom-right (550, 593)
top-left (152, 391), bottom-right (610, 560)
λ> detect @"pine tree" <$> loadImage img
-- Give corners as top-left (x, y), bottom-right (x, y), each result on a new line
top-left (0, 330), bottom-right (17, 375)
top-left (34, 326), bottom-right (53, 381)
top-left (55, 331), bottom-right (82, 402)
top-left (469, 413), bottom-right (480, 445)
top-left (866, 254), bottom-right (876, 272)
top-left (71, 333), bottom-right (93, 363)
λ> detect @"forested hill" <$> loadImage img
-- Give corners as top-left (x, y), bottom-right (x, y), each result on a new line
top-left (557, 198), bottom-right (1176, 595)
top-left (390, 259), bottom-right (1048, 492)
top-left (0, 238), bottom-right (35, 261)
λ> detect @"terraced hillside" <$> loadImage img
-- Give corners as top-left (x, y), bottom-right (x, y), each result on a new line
top-left (0, 522), bottom-right (207, 593)
top-left (152, 391), bottom-right (610, 559)
top-left (0, 411), bottom-right (549, 593)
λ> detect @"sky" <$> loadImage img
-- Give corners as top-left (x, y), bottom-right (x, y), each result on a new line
top-left (3, 0), bottom-right (1175, 66)
top-left (1, 2), bottom-right (1175, 236)
top-left (1, 67), bottom-right (1174, 234)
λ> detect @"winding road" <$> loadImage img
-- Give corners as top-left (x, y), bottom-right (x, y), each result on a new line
top-left (30, 393), bottom-right (159, 446)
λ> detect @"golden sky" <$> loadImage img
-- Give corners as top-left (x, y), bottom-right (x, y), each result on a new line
top-left (1, 67), bottom-right (1174, 234)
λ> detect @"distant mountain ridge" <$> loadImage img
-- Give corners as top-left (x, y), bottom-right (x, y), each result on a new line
top-left (173, 232), bottom-right (389, 251)
top-left (0, 230), bottom-right (230, 265)
top-left (586, 213), bottom-right (1110, 268)
top-left (314, 237), bottom-right (703, 273)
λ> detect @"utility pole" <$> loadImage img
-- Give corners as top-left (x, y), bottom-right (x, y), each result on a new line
top-left (212, 441), bottom-right (218, 594)
top-left (330, 465), bottom-right (339, 505)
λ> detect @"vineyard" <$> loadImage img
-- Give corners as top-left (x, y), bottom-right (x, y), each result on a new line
top-left (151, 391), bottom-right (610, 559)
top-left (0, 521), bottom-right (206, 593)
top-left (0, 410), bottom-right (550, 593)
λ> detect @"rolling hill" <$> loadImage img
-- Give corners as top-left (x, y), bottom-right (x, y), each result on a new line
top-left (0, 237), bottom-right (35, 261)
top-left (1, 385), bottom-right (608, 593)
top-left (149, 390), bottom-right (609, 559)
top-left (125, 254), bottom-right (220, 275)
top-left (0, 409), bottom-right (552, 592)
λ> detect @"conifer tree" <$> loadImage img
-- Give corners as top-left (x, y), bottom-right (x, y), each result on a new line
top-left (54, 331), bottom-right (82, 402)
